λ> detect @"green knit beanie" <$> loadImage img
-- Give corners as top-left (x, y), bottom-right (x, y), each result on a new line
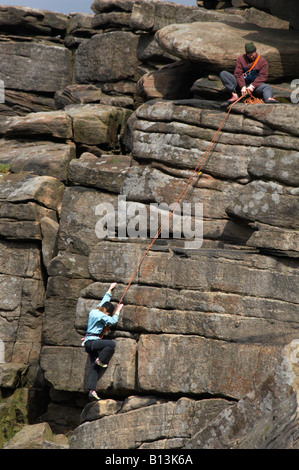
top-left (245, 42), bottom-right (256, 53)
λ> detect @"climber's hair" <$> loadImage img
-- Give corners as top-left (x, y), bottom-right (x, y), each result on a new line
top-left (101, 302), bottom-right (115, 316)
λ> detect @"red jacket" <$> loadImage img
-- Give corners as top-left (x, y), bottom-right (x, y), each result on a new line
top-left (234, 54), bottom-right (268, 89)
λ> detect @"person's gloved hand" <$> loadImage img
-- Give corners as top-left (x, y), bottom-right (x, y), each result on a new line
top-left (241, 86), bottom-right (247, 95)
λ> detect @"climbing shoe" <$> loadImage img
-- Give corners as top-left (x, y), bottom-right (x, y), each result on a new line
top-left (95, 357), bottom-right (108, 368)
top-left (89, 390), bottom-right (101, 401)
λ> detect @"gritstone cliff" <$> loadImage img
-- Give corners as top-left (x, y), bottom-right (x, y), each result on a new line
top-left (0, 0), bottom-right (298, 449)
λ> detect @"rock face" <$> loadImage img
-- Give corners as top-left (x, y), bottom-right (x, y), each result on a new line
top-left (0, 0), bottom-right (299, 451)
top-left (244, 0), bottom-right (299, 30)
top-left (155, 22), bottom-right (299, 81)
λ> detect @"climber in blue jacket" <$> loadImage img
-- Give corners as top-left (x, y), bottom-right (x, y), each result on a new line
top-left (82, 282), bottom-right (123, 401)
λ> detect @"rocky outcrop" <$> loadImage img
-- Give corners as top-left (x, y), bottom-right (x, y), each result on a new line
top-left (0, 0), bottom-right (298, 450)
top-left (244, 0), bottom-right (299, 30)
top-left (3, 422), bottom-right (68, 449)
top-left (155, 22), bottom-right (299, 81)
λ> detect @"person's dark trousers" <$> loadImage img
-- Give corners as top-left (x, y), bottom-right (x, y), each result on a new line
top-left (85, 339), bottom-right (116, 390)
top-left (220, 70), bottom-right (273, 101)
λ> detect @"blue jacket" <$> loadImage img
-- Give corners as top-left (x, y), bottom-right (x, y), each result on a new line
top-left (83, 290), bottom-right (119, 344)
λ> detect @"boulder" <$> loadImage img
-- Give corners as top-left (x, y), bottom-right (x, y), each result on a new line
top-left (137, 33), bottom-right (177, 65)
top-left (129, 99), bottom-right (299, 256)
top-left (0, 5), bottom-right (68, 35)
top-left (0, 139), bottom-right (76, 182)
top-left (3, 111), bottom-right (73, 140)
top-left (0, 388), bottom-right (48, 448)
top-left (67, 13), bottom-right (96, 37)
top-left (0, 363), bottom-right (28, 388)
top-left (91, 0), bottom-right (135, 13)
top-left (130, 0), bottom-right (245, 32)
top-left (70, 397), bottom-right (231, 449)
top-left (191, 75), bottom-right (227, 99)
top-left (68, 153), bottom-right (137, 193)
top-left (75, 32), bottom-right (140, 83)
top-left (54, 84), bottom-right (103, 109)
top-left (242, 7), bottom-right (290, 29)
top-left (245, 0), bottom-right (299, 30)
top-left (0, 174), bottom-right (65, 213)
top-left (92, 11), bottom-right (131, 28)
top-left (0, 42), bottom-right (72, 93)
top-left (137, 61), bottom-right (200, 100)
top-left (119, 395), bottom-right (166, 413)
top-left (80, 399), bottom-right (122, 423)
top-left (246, 227), bottom-right (299, 258)
top-left (155, 22), bottom-right (299, 81)
top-left (65, 104), bottom-right (132, 148)
top-left (185, 341), bottom-right (299, 448)
top-left (3, 422), bottom-right (68, 449)
top-left (0, 202), bottom-right (56, 241)
top-left (0, 89), bottom-right (55, 116)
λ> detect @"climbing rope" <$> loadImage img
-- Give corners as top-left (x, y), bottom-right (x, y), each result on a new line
top-left (271, 84), bottom-right (293, 93)
top-left (100, 93), bottom-right (247, 338)
top-left (100, 84), bottom-right (295, 336)
top-left (119, 95), bottom-right (248, 302)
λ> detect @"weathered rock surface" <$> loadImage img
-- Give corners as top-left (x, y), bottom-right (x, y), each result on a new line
top-left (3, 422), bottom-right (68, 449)
top-left (155, 22), bottom-right (299, 81)
top-left (0, 42), bottom-right (72, 93)
top-left (65, 104), bottom-right (132, 147)
top-left (0, 0), bottom-right (298, 451)
top-left (244, 0), bottom-right (299, 30)
top-left (129, 0), bottom-right (245, 32)
top-left (0, 5), bottom-right (68, 35)
top-left (0, 240), bottom-right (45, 364)
top-left (2, 111), bottom-right (73, 140)
top-left (70, 396), bottom-right (232, 448)
top-left (137, 61), bottom-right (199, 101)
top-left (0, 140), bottom-right (76, 182)
top-left (75, 31), bottom-right (140, 83)
top-left (186, 341), bottom-right (299, 449)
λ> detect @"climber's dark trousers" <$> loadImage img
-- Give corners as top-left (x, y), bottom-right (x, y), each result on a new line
top-left (220, 70), bottom-right (273, 101)
top-left (85, 339), bottom-right (116, 390)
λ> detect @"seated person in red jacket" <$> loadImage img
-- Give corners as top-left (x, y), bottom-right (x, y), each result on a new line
top-left (220, 42), bottom-right (278, 104)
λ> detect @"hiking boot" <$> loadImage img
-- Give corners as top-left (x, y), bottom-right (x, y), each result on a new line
top-left (95, 357), bottom-right (108, 368)
top-left (89, 390), bottom-right (101, 401)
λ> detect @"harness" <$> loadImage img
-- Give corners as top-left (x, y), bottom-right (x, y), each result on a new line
top-left (81, 333), bottom-right (101, 347)
top-left (243, 54), bottom-right (260, 80)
